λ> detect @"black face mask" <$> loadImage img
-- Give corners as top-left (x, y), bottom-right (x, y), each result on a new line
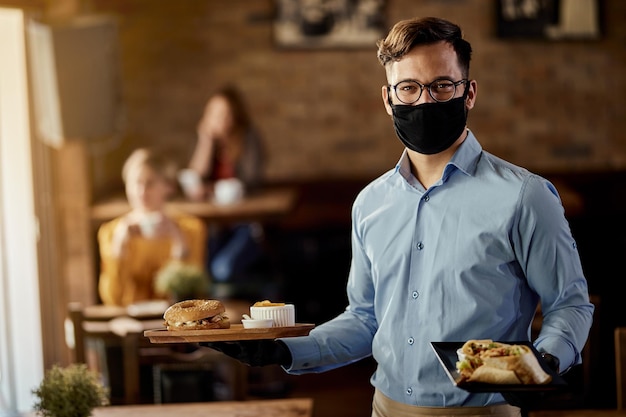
top-left (390, 94), bottom-right (468, 155)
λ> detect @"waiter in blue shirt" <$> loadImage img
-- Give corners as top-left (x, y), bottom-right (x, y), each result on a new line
top-left (203, 16), bottom-right (594, 417)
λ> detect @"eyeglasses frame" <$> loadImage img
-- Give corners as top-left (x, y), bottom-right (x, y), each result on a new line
top-left (388, 78), bottom-right (469, 104)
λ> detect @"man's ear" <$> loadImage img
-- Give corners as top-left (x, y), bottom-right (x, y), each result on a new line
top-left (465, 79), bottom-right (477, 110)
top-left (382, 85), bottom-right (393, 116)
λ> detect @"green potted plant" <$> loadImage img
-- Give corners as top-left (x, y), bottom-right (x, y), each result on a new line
top-left (154, 260), bottom-right (211, 302)
top-left (32, 363), bottom-right (109, 417)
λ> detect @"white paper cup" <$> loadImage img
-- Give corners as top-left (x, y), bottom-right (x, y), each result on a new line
top-left (249, 304), bottom-right (295, 327)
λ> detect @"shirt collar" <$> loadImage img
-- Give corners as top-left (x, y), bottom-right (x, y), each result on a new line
top-left (446, 129), bottom-right (482, 177)
top-left (394, 129), bottom-right (483, 184)
top-left (394, 149), bottom-right (422, 188)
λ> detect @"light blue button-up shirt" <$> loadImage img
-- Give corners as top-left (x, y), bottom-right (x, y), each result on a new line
top-left (281, 130), bottom-right (594, 407)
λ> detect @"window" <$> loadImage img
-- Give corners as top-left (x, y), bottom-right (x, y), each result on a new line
top-left (0, 6), bottom-right (44, 413)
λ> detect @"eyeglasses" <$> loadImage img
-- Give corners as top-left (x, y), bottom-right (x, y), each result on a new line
top-left (388, 78), bottom-right (468, 104)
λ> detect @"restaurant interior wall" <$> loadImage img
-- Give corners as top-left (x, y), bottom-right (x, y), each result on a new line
top-left (74, 0), bottom-right (626, 197)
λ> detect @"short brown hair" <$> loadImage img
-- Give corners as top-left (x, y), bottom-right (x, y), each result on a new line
top-left (122, 147), bottom-right (178, 184)
top-left (376, 17), bottom-right (472, 77)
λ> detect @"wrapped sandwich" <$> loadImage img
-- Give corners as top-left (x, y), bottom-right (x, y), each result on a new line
top-left (456, 339), bottom-right (552, 385)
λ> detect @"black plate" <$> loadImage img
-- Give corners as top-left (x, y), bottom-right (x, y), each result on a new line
top-left (430, 341), bottom-right (568, 392)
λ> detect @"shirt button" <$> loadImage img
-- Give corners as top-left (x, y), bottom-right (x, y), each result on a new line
top-left (424, 195), bottom-right (430, 202)
top-left (408, 337), bottom-right (414, 345)
top-left (412, 291), bottom-right (419, 299)
top-left (416, 242), bottom-right (424, 250)
top-left (406, 387), bottom-right (412, 395)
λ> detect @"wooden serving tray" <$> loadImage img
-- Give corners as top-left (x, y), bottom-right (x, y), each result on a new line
top-left (144, 323), bottom-right (315, 343)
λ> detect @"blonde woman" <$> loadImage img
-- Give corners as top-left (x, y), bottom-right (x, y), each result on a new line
top-left (98, 148), bottom-right (206, 306)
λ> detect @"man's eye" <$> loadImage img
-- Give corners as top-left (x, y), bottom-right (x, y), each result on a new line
top-left (434, 82), bottom-right (453, 91)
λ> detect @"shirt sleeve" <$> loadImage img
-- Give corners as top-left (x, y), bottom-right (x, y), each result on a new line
top-left (97, 218), bottom-right (133, 306)
top-left (512, 175), bottom-right (594, 370)
top-left (237, 128), bottom-right (265, 190)
top-left (176, 214), bottom-right (207, 267)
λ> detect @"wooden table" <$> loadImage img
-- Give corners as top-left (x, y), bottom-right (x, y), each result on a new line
top-left (26, 398), bottom-right (314, 417)
top-left (530, 410), bottom-right (626, 417)
top-left (69, 300), bottom-right (252, 404)
top-left (90, 186), bottom-right (298, 224)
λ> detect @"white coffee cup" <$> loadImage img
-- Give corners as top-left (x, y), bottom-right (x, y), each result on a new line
top-left (178, 169), bottom-right (203, 197)
top-left (214, 178), bottom-right (244, 205)
top-left (139, 212), bottom-right (162, 237)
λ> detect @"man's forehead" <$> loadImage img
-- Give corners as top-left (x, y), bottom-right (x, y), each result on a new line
top-left (385, 44), bottom-right (461, 82)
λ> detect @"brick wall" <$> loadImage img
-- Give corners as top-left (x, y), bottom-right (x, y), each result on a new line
top-left (80, 0), bottom-right (625, 197)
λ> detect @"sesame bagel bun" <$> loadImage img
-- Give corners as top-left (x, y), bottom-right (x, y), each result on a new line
top-left (163, 299), bottom-right (230, 330)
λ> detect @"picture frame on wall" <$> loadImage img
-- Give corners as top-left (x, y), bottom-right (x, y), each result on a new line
top-left (496, 0), bottom-right (602, 40)
top-left (274, 0), bottom-right (386, 49)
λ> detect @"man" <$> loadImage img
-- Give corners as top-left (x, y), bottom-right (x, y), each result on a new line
top-left (204, 17), bottom-right (594, 417)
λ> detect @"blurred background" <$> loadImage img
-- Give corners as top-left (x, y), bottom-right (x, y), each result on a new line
top-left (0, 0), bottom-right (624, 413)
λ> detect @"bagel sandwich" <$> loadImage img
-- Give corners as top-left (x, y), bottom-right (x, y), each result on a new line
top-left (456, 339), bottom-right (552, 385)
top-left (163, 299), bottom-right (230, 330)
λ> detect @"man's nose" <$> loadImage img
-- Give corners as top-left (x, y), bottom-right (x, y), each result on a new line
top-left (416, 88), bottom-right (436, 104)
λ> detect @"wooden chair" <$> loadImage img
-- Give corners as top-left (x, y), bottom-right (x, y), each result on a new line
top-left (67, 302), bottom-right (248, 404)
top-left (615, 327), bottom-right (626, 410)
top-left (67, 302), bottom-right (127, 381)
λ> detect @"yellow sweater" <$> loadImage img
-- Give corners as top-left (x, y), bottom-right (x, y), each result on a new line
top-left (97, 212), bottom-right (206, 306)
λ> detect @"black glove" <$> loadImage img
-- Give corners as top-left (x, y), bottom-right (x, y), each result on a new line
top-left (501, 352), bottom-right (560, 410)
top-left (199, 339), bottom-right (292, 367)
